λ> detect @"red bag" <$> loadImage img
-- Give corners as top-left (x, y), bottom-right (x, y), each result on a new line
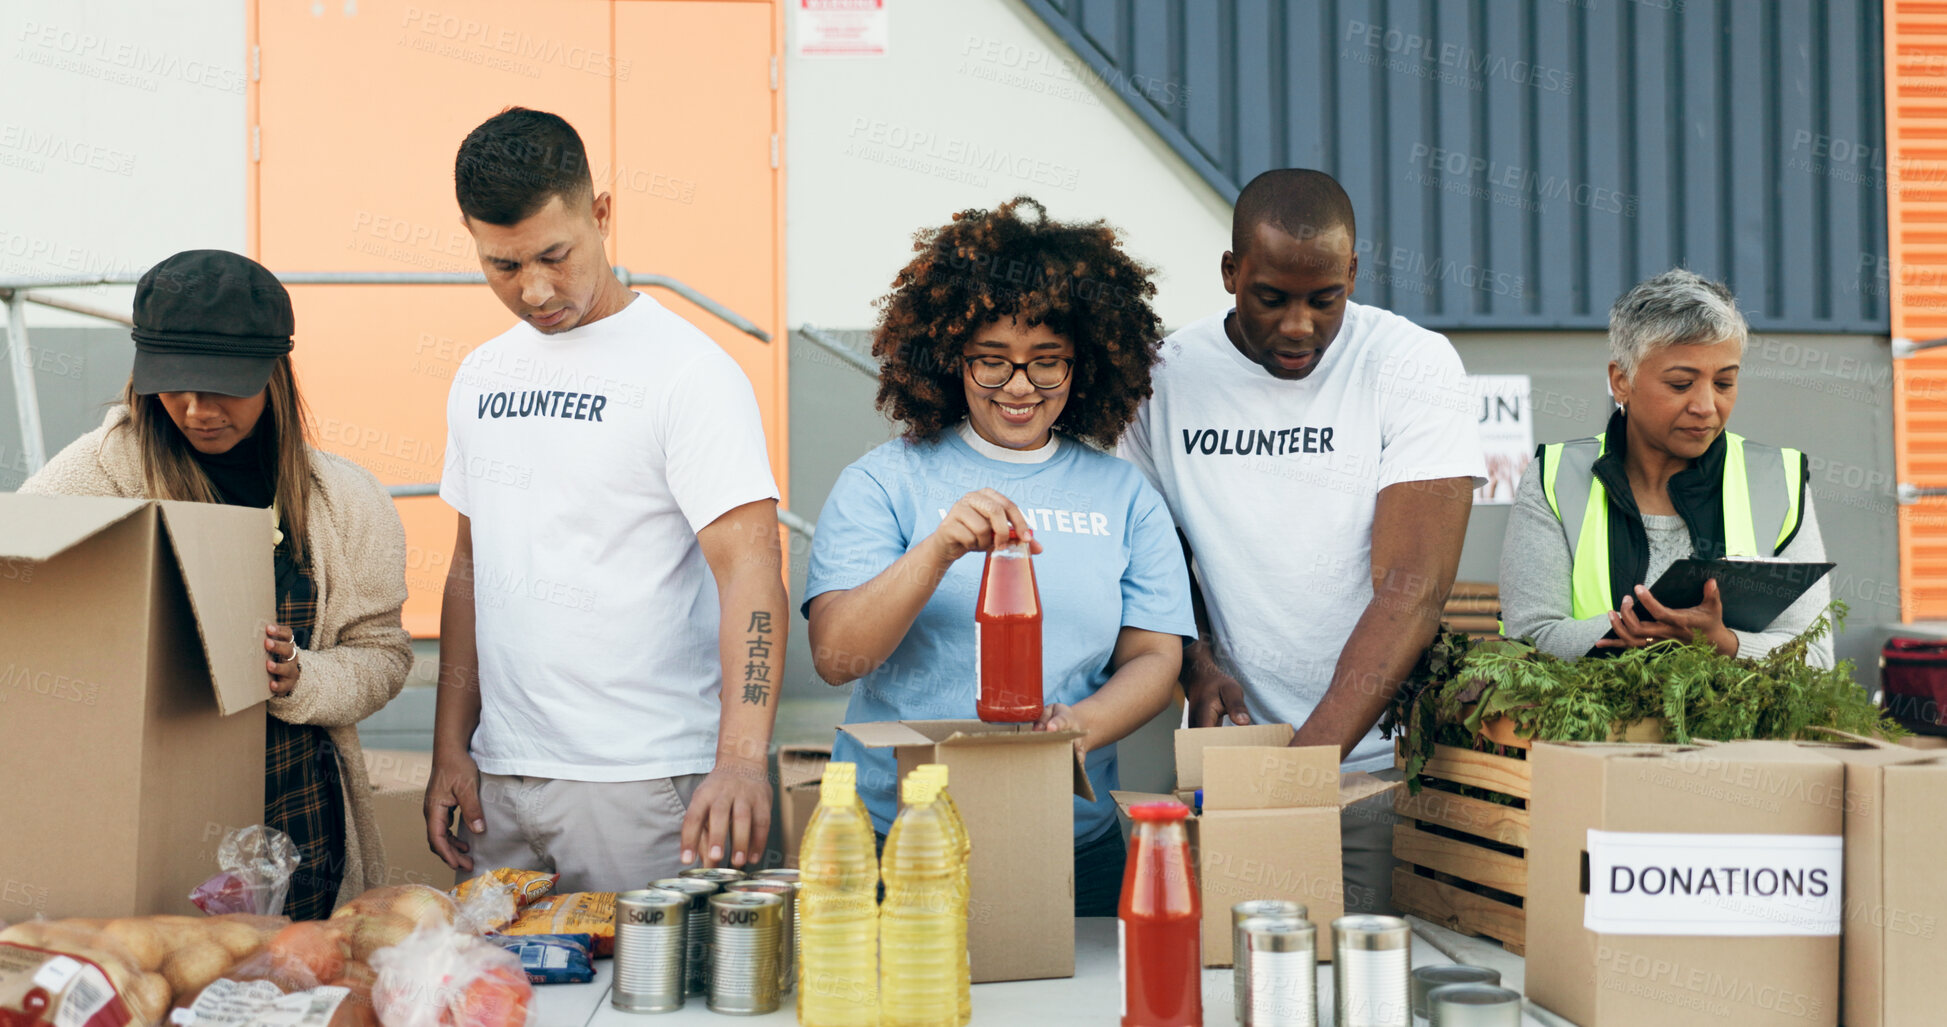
top-left (1880, 637), bottom-right (1947, 735)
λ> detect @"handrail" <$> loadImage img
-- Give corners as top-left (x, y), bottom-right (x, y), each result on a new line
top-left (384, 480), bottom-right (817, 540)
top-left (797, 323), bottom-right (880, 378)
top-left (0, 266), bottom-right (770, 476)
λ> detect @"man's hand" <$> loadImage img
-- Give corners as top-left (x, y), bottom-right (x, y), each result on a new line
top-left (681, 759), bottom-right (773, 868)
top-left (1183, 641), bottom-right (1252, 727)
top-left (425, 752), bottom-right (485, 872)
top-left (1599, 581), bottom-right (1737, 655)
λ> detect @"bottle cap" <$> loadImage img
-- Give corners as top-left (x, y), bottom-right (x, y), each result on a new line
top-left (820, 762), bottom-right (857, 804)
top-left (901, 773), bottom-right (939, 806)
top-left (1128, 800), bottom-right (1190, 822)
top-left (918, 763), bottom-right (949, 788)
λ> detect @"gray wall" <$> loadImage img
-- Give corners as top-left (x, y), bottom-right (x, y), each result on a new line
top-left (1021, 0), bottom-right (1888, 334)
top-left (0, 325), bottom-right (137, 490)
top-left (1453, 331), bottom-right (1899, 677)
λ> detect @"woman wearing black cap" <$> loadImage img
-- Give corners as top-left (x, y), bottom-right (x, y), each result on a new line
top-left (21, 249), bottom-right (411, 918)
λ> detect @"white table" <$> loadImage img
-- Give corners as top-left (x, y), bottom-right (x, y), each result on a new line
top-left (528, 918), bottom-right (1576, 1026)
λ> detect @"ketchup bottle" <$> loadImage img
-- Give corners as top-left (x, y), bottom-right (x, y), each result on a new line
top-left (975, 529), bottom-right (1042, 723)
top-left (1119, 801), bottom-right (1201, 1027)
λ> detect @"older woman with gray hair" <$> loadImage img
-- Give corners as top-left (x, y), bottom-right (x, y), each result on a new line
top-left (1499, 268), bottom-right (1833, 666)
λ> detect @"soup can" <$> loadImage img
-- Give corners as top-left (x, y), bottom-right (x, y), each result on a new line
top-left (1425, 983), bottom-right (1523, 1026)
top-left (1239, 915), bottom-right (1316, 1027)
top-left (727, 878), bottom-right (797, 994)
top-left (650, 877), bottom-right (720, 994)
top-left (679, 866), bottom-right (748, 886)
top-left (1410, 964), bottom-right (1501, 1018)
top-left (1233, 900), bottom-right (1307, 1024)
top-left (1332, 915), bottom-right (1411, 1027)
top-left (707, 891), bottom-right (785, 1016)
top-left (612, 888), bottom-right (689, 1013)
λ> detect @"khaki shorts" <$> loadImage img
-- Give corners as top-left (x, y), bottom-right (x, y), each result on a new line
top-left (458, 771), bottom-right (707, 894)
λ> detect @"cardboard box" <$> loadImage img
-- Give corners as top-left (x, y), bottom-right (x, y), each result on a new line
top-left (837, 720), bottom-right (1089, 983)
top-left (776, 744), bottom-right (832, 868)
top-left (1806, 742), bottom-right (1947, 1027)
top-left (363, 748), bottom-right (459, 890)
top-left (1528, 741), bottom-right (1844, 1027)
top-left (0, 495), bottom-right (273, 919)
top-left (1112, 725), bottom-right (1400, 967)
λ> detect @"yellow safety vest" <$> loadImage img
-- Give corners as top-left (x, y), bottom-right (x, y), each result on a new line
top-left (1540, 432), bottom-right (1805, 619)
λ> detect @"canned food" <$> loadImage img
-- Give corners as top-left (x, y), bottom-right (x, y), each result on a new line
top-left (650, 877), bottom-right (720, 995)
top-left (1332, 915), bottom-right (1411, 1027)
top-left (612, 889), bottom-right (689, 1013)
top-left (1410, 965), bottom-right (1501, 1018)
top-left (727, 879), bottom-right (797, 994)
top-left (1232, 901), bottom-right (1307, 1024)
top-left (707, 891), bottom-right (785, 1016)
top-left (1425, 983), bottom-right (1523, 1026)
top-left (1238, 915), bottom-right (1316, 1027)
top-left (679, 866), bottom-right (748, 886)
top-left (753, 868), bottom-right (800, 883)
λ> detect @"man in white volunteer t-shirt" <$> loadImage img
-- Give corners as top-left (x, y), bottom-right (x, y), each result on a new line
top-left (423, 108), bottom-right (789, 890)
top-left (1121, 169), bottom-right (1485, 914)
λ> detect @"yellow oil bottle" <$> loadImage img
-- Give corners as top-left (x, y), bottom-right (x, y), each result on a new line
top-left (916, 764), bottom-right (971, 1027)
top-left (797, 762), bottom-right (880, 1027)
top-left (880, 772), bottom-right (961, 1027)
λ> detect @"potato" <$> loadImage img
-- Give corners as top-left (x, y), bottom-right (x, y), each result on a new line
top-left (206, 919), bottom-right (264, 961)
top-left (160, 941), bottom-right (231, 997)
top-left (125, 972), bottom-right (173, 1026)
top-left (0, 921), bottom-right (53, 948)
top-left (266, 922), bottom-right (348, 984)
top-left (102, 919), bottom-right (169, 972)
top-left (339, 913), bottom-right (414, 964)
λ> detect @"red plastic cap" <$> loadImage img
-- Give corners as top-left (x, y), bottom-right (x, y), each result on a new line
top-left (1128, 801), bottom-right (1190, 822)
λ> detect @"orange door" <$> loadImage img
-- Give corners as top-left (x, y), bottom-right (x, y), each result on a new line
top-left (253, 0), bottom-right (785, 636)
top-left (1888, 0), bottom-right (1947, 620)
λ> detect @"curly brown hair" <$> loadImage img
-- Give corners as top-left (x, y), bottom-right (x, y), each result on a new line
top-left (871, 197), bottom-right (1164, 448)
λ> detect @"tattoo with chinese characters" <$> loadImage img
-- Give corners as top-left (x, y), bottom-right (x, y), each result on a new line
top-left (740, 611), bottom-right (774, 705)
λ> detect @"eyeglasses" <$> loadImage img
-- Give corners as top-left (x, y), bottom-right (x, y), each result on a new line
top-left (964, 355), bottom-right (1074, 390)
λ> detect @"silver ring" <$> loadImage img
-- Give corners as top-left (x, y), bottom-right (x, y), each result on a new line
top-left (276, 645), bottom-right (299, 665)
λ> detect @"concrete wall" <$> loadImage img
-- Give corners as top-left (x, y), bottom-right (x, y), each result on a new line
top-left (784, 0), bottom-right (1233, 331)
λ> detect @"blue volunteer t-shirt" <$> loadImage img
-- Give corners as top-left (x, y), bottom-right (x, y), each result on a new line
top-left (802, 430), bottom-right (1196, 844)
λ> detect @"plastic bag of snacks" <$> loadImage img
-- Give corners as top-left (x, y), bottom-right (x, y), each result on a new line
top-left (189, 826), bottom-right (302, 917)
top-left (486, 935), bottom-right (594, 986)
top-left (371, 924), bottom-right (532, 1027)
top-left (450, 871), bottom-right (556, 915)
top-left (499, 894), bottom-right (617, 956)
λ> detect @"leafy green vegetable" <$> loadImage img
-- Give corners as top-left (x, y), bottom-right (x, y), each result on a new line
top-left (1378, 603), bottom-right (1903, 793)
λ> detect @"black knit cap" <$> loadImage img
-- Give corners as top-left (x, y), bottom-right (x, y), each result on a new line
top-left (130, 249), bottom-right (293, 397)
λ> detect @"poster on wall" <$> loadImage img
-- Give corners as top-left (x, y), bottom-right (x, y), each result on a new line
top-left (797, 0), bottom-right (888, 59)
top-left (1471, 375), bottom-right (1532, 505)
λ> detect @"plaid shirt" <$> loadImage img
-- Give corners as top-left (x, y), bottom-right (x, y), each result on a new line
top-left (265, 546), bottom-right (346, 921)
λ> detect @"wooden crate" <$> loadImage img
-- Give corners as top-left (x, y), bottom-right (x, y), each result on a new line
top-left (1390, 717), bottom-right (1666, 954)
top-left (1390, 718), bottom-right (1531, 955)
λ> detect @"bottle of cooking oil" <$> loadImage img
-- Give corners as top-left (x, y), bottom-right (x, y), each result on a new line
top-left (797, 762), bottom-right (879, 1027)
top-left (916, 765), bottom-right (971, 1027)
top-left (880, 772), bottom-right (960, 1027)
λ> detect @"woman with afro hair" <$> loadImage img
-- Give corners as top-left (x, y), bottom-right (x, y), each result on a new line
top-left (801, 198), bottom-right (1195, 914)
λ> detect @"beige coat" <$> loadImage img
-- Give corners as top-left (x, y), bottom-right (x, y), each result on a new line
top-left (21, 407), bottom-right (413, 909)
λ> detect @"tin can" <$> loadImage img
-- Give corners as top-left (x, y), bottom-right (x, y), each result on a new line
top-left (707, 891), bottom-right (784, 1016)
top-left (1233, 901), bottom-right (1307, 1024)
top-left (650, 877), bottom-right (720, 994)
top-left (612, 889), bottom-right (689, 1013)
top-left (1410, 965), bottom-right (1501, 1019)
top-left (1425, 983), bottom-right (1523, 1027)
top-left (753, 868), bottom-right (802, 973)
top-left (680, 866), bottom-right (748, 886)
top-left (1332, 915), bottom-right (1411, 1027)
top-left (1238, 915), bottom-right (1316, 1027)
top-left (727, 879), bottom-right (797, 994)
top-left (753, 868), bottom-right (800, 883)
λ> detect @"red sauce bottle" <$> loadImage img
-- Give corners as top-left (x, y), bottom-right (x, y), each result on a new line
top-left (975, 530), bottom-right (1042, 723)
top-left (1119, 801), bottom-right (1202, 1027)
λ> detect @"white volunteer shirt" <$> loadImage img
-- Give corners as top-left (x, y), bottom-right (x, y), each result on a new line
top-left (1120, 302), bottom-right (1486, 769)
top-left (441, 293), bottom-right (779, 781)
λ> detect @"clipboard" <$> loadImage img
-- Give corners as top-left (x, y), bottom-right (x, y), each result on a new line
top-left (1645, 558), bottom-right (1835, 633)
